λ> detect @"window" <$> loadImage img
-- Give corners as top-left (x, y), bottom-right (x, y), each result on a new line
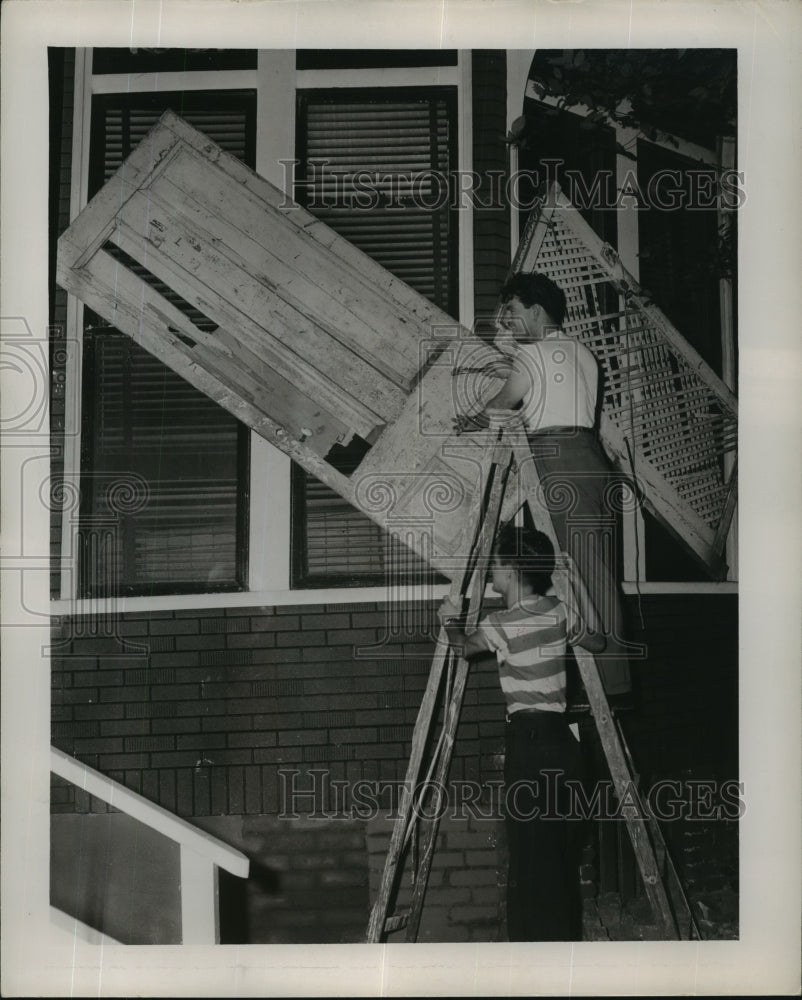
top-left (77, 91), bottom-right (256, 597)
top-left (291, 87), bottom-right (459, 587)
top-left (52, 49), bottom-right (470, 606)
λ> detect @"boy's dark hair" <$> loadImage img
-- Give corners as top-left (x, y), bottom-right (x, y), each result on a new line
top-left (494, 522), bottom-right (555, 595)
top-left (500, 272), bottom-right (567, 327)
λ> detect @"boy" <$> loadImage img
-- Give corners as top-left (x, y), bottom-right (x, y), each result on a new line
top-left (438, 523), bottom-right (603, 941)
top-left (455, 271), bottom-right (631, 699)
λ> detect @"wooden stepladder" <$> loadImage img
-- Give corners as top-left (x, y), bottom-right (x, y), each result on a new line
top-left (366, 417), bottom-right (701, 943)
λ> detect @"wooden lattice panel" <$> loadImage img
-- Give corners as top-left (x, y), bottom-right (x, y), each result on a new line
top-left (513, 184), bottom-right (738, 574)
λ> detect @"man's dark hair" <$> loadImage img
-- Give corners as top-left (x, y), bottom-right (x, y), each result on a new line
top-left (500, 272), bottom-right (567, 327)
top-left (494, 521), bottom-right (555, 596)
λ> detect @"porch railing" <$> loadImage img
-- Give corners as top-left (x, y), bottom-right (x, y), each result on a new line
top-left (50, 746), bottom-right (249, 944)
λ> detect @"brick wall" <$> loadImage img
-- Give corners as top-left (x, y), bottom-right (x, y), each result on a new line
top-left (51, 602), bottom-right (507, 818)
top-left (50, 593), bottom-right (737, 943)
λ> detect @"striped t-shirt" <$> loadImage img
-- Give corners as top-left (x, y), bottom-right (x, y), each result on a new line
top-left (477, 595), bottom-right (568, 715)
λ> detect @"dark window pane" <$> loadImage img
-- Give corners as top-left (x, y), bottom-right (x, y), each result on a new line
top-left (295, 88), bottom-right (458, 316)
top-left (292, 88), bottom-right (458, 588)
top-left (79, 331), bottom-right (247, 597)
top-left (92, 48), bottom-right (257, 74)
top-left (80, 90), bottom-right (255, 596)
top-left (297, 50), bottom-right (458, 70)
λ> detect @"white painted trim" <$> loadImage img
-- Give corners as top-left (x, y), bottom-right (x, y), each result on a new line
top-left (295, 66), bottom-right (461, 91)
top-left (59, 50), bottom-right (94, 602)
top-left (91, 70), bottom-right (257, 94)
top-left (180, 847), bottom-right (219, 945)
top-left (457, 51), bottom-right (474, 329)
top-left (49, 906), bottom-right (122, 946)
top-left (50, 580), bottom-right (453, 615)
top-left (50, 747), bottom-right (249, 877)
top-left (622, 581), bottom-right (738, 595)
top-left (248, 50), bottom-right (296, 593)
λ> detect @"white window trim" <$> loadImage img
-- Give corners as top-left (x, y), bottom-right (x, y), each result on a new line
top-left (516, 68), bottom-right (738, 592)
top-left (54, 48), bottom-right (473, 613)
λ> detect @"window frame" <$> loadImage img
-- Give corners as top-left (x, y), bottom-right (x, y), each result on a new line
top-left (53, 48), bottom-right (472, 614)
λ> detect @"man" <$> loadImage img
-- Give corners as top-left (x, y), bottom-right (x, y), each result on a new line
top-left (455, 271), bottom-right (631, 697)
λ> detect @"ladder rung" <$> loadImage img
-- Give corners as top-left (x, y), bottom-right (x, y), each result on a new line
top-left (383, 912), bottom-right (409, 934)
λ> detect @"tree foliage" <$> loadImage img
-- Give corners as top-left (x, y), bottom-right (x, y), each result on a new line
top-left (525, 49), bottom-right (737, 147)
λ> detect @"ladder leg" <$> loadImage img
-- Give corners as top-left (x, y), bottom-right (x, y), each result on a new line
top-left (509, 435), bottom-right (698, 939)
top-left (366, 431), bottom-right (512, 942)
top-left (366, 640), bottom-right (453, 942)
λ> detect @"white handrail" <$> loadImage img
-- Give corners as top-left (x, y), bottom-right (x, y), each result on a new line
top-left (50, 747), bottom-right (249, 878)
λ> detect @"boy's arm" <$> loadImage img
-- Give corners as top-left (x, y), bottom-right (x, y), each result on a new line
top-left (437, 598), bottom-right (494, 659)
top-left (552, 554), bottom-right (606, 654)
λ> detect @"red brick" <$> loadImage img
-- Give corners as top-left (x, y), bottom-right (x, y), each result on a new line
top-left (252, 615), bottom-right (299, 631)
top-left (150, 652), bottom-right (198, 667)
top-left (326, 629), bottom-right (380, 647)
top-left (151, 684), bottom-right (201, 701)
top-left (159, 770), bottom-right (177, 812)
top-left (97, 752), bottom-right (151, 770)
top-left (301, 613), bottom-right (350, 629)
top-left (176, 635), bottom-right (225, 651)
top-left (74, 671), bottom-right (123, 687)
top-left (252, 713), bottom-right (304, 730)
top-left (245, 765), bottom-right (261, 814)
top-left (125, 735), bottom-right (175, 753)
top-left (149, 619), bottom-right (198, 635)
top-left (450, 869), bottom-right (498, 888)
top-left (176, 769), bottom-right (194, 816)
top-left (150, 751), bottom-right (203, 768)
top-left (228, 766), bottom-right (245, 813)
top-left (200, 616), bottom-right (250, 633)
top-left (176, 734), bottom-right (227, 751)
top-left (193, 772), bottom-right (211, 815)
top-left (100, 719), bottom-right (146, 737)
top-left (229, 732), bottom-right (277, 748)
top-left (226, 633), bottom-right (277, 648)
top-left (152, 718), bottom-right (200, 735)
top-left (73, 736), bottom-right (124, 754)
top-left (252, 648), bottom-right (302, 664)
top-left (277, 631), bottom-right (324, 647)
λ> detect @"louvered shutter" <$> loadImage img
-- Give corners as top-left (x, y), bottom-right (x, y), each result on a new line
top-left (292, 89), bottom-right (457, 586)
top-left (79, 93), bottom-right (255, 597)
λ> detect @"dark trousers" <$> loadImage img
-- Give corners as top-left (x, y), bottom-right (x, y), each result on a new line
top-left (528, 428), bottom-right (632, 696)
top-left (504, 710), bottom-right (587, 942)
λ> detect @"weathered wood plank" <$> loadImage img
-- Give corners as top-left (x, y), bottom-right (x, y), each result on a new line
top-left (109, 190), bottom-right (404, 429)
top-left (156, 110), bottom-right (455, 332)
top-left (150, 151), bottom-right (427, 387)
top-left (58, 133), bottom-right (183, 271)
top-left (58, 248), bottom-right (352, 457)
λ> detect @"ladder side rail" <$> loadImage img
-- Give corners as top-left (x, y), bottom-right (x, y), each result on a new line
top-left (366, 434), bottom-right (512, 942)
top-left (508, 434), bottom-right (691, 939)
top-left (403, 433), bottom-right (513, 941)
